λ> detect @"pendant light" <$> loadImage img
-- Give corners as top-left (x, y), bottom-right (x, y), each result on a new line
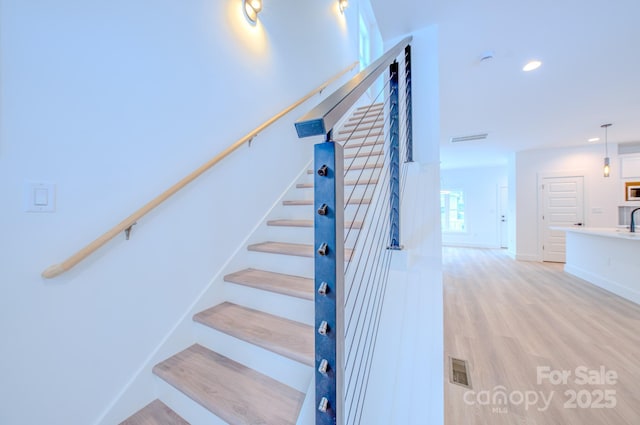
top-left (601, 123), bottom-right (612, 178)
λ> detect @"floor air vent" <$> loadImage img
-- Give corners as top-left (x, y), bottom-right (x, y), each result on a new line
top-left (449, 357), bottom-right (472, 388)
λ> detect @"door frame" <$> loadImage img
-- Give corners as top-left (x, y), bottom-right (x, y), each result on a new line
top-left (536, 171), bottom-right (588, 262)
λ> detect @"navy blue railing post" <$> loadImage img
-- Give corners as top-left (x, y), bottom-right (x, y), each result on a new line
top-left (404, 45), bottom-right (414, 163)
top-left (314, 134), bottom-right (345, 425)
top-left (388, 61), bottom-right (402, 250)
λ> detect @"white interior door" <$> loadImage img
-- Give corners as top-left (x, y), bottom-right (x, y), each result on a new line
top-left (499, 186), bottom-right (508, 249)
top-left (541, 176), bottom-right (584, 262)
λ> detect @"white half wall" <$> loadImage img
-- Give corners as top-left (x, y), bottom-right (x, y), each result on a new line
top-left (362, 25), bottom-right (443, 424)
top-left (565, 231), bottom-right (640, 305)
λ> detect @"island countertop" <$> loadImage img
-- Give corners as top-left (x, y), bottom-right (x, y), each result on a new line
top-left (552, 226), bottom-right (640, 241)
top-left (555, 226), bottom-right (640, 305)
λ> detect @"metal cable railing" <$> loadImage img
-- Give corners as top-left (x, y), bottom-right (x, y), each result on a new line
top-left (295, 36), bottom-right (413, 425)
top-left (342, 78), bottom-right (412, 425)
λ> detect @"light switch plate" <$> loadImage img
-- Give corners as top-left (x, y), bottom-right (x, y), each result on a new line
top-left (24, 181), bottom-right (56, 212)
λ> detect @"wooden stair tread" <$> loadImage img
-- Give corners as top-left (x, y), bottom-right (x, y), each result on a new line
top-left (338, 124), bottom-right (384, 135)
top-left (344, 150), bottom-right (383, 159)
top-left (248, 241), bottom-right (354, 261)
top-left (351, 112), bottom-right (383, 120)
top-left (267, 219), bottom-right (363, 229)
top-left (335, 132), bottom-right (384, 142)
top-left (194, 302), bottom-right (313, 366)
top-left (306, 163), bottom-right (382, 174)
top-left (224, 268), bottom-right (313, 300)
top-left (344, 118), bottom-right (382, 127)
top-left (296, 178), bottom-right (379, 188)
top-left (356, 103), bottom-right (383, 111)
top-left (153, 345), bottom-right (304, 425)
top-left (344, 163), bottom-right (383, 172)
top-left (283, 198), bottom-right (371, 206)
top-left (341, 139), bottom-right (384, 148)
top-left (353, 106), bottom-right (383, 116)
top-left (119, 400), bottom-right (188, 425)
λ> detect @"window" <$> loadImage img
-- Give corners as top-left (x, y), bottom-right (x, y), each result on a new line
top-left (441, 190), bottom-right (465, 232)
top-left (358, 13), bottom-right (370, 70)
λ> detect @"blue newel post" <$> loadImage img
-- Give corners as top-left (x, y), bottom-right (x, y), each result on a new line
top-left (314, 136), bottom-right (345, 425)
top-left (405, 45), bottom-right (414, 163)
top-left (388, 61), bottom-right (401, 250)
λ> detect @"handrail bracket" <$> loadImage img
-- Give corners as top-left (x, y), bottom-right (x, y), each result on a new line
top-left (125, 223), bottom-right (137, 241)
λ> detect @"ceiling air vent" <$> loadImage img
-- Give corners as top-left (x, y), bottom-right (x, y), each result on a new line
top-left (450, 133), bottom-right (488, 143)
top-left (618, 142), bottom-right (640, 155)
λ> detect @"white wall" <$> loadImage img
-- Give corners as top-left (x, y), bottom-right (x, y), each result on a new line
top-left (515, 144), bottom-right (622, 261)
top-left (0, 1), bottom-right (363, 424)
top-left (507, 153), bottom-right (518, 257)
top-left (441, 166), bottom-right (508, 248)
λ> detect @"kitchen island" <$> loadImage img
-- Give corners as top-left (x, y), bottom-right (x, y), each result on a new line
top-left (559, 227), bottom-right (640, 305)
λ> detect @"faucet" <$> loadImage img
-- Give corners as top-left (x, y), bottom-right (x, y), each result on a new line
top-left (631, 208), bottom-right (640, 233)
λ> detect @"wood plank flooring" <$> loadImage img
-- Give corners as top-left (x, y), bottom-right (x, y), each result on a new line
top-left (444, 247), bottom-right (640, 425)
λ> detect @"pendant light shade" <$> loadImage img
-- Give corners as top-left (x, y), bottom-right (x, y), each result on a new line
top-left (601, 123), bottom-right (612, 178)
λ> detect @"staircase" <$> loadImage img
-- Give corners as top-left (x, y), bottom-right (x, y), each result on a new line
top-left (119, 104), bottom-right (384, 425)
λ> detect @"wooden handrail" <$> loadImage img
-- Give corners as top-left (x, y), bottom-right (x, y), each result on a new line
top-left (41, 61), bottom-right (359, 279)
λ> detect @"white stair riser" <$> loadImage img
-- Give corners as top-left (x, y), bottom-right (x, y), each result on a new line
top-left (297, 185), bottom-right (378, 199)
top-left (154, 376), bottom-right (228, 425)
top-left (282, 203), bottom-right (372, 220)
top-left (194, 324), bottom-right (313, 392)
top-left (261, 225), bottom-right (362, 246)
top-left (223, 282), bottom-right (314, 325)
top-left (262, 225), bottom-right (314, 244)
top-left (244, 250), bottom-right (315, 278)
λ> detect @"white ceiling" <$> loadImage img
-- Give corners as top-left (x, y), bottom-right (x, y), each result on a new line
top-left (369, 0), bottom-right (640, 169)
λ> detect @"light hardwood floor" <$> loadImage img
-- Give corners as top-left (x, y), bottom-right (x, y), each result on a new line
top-left (444, 247), bottom-right (640, 425)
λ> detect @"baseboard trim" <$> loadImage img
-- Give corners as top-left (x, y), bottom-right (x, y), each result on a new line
top-left (564, 264), bottom-right (640, 305)
top-left (442, 242), bottom-right (501, 249)
top-left (515, 254), bottom-right (539, 262)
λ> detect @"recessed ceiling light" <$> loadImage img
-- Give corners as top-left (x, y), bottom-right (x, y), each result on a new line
top-left (588, 137), bottom-right (600, 143)
top-left (523, 60), bottom-right (542, 72)
top-left (480, 50), bottom-right (495, 62)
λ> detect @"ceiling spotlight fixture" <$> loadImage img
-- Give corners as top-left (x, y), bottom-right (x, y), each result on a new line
top-left (339, 0), bottom-right (348, 13)
top-left (523, 60), bottom-right (542, 72)
top-left (243, 0), bottom-right (263, 25)
top-left (601, 123), bottom-right (612, 178)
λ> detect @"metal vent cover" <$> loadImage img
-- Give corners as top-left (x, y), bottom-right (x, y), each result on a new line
top-left (449, 357), bottom-right (472, 388)
top-left (618, 141), bottom-right (640, 155)
top-left (450, 133), bottom-right (488, 143)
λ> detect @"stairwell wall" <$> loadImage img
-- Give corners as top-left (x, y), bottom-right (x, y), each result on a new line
top-left (0, 1), bottom-right (370, 424)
